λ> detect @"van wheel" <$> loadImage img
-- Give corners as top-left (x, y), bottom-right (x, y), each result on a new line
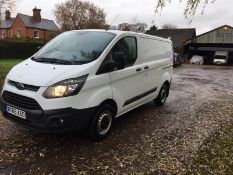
top-left (88, 104), bottom-right (114, 140)
top-left (154, 83), bottom-right (169, 106)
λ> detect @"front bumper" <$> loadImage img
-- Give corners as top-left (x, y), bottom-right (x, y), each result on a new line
top-left (0, 99), bottom-right (96, 133)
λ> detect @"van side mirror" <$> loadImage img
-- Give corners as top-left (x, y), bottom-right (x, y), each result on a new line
top-left (97, 52), bottom-right (126, 75)
top-left (113, 52), bottom-right (126, 70)
top-left (101, 61), bottom-right (117, 73)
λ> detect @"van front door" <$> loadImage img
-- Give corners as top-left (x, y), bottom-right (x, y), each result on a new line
top-left (109, 36), bottom-right (144, 115)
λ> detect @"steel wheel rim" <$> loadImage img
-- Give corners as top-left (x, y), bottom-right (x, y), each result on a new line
top-left (97, 111), bottom-right (112, 135)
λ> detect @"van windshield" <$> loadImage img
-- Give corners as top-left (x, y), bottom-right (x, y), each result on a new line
top-left (32, 31), bottom-right (116, 65)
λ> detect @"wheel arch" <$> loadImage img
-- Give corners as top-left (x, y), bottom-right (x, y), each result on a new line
top-left (99, 99), bottom-right (118, 117)
top-left (163, 80), bottom-right (170, 97)
top-left (160, 71), bottom-right (172, 97)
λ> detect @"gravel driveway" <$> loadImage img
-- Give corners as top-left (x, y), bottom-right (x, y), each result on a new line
top-left (1, 64), bottom-right (233, 174)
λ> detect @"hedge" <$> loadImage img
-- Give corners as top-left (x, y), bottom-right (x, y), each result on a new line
top-left (0, 39), bottom-right (45, 59)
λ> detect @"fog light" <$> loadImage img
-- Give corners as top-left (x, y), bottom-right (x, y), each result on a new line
top-left (59, 119), bottom-right (64, 124)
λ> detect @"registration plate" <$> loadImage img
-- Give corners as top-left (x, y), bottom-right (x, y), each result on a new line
top-left (6, 105), bottom-right (26, 119)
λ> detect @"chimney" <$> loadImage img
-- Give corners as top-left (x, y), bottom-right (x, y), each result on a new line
top-left (33, 7), bottom-right (41, 22)
top-left (5, 10), bottom-right (11, 20)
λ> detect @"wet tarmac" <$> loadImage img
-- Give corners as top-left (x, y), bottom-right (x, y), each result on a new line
top-left (1, 64), bottom-right (233, 174)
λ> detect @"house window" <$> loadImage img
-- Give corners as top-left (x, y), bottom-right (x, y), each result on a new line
top-left (1, 30), bottom-right (6, 39)
top-left (1, 33), bottom-right (5, 39)
top-left (34, 31), bottom-right (40, 39)
top-left (17, 29), bottom-right (21, 37)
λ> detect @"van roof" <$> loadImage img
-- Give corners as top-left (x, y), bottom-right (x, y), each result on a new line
top-left (70, 29), bottom-right (172, 43)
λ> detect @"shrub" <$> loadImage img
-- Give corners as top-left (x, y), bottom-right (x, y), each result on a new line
top-left (0, 39), bottom-right (44, 59)
top-left (5, 36), bottom-right (44, 43)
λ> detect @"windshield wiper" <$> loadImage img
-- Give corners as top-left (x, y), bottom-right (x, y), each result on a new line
top-left (31, 57), bottom-right (73, 65)
top-left (70, 60), bottom-right (91, 64)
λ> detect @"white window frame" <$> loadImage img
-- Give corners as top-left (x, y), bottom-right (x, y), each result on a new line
top-left (1, 30), bottom-right (6, 39)
top-left (17, 28), bottom-right (21, 37)
top-left (34, 30), bottom-right (40, 39)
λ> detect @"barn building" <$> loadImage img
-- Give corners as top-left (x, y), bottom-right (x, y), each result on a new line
top-left (184, 25), bottom-right (233, 64)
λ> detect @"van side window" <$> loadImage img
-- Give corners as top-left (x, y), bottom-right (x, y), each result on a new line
top-left (97, 36), bottom-right (137, 75)
top-left (112, 37), bottom-right (137, 67)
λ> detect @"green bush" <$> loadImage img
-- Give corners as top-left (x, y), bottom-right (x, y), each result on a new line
top-left (5, 36), bottom-right (44, 43)
top-left (0, 39), bottom-right (44, 59)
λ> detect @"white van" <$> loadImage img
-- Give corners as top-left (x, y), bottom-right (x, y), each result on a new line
top-left (1, 30), bottom-right (173, 139)
top-left (213, 51), bottom-right (228, 64)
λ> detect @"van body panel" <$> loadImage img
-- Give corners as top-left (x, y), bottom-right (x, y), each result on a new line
top-left (136, 36), bottom-right (173, 102)
top-left (72, 73), bottom-right (112, 109)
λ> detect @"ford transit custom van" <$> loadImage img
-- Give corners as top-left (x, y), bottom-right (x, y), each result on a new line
top-left (1, 30), bottom-right (173, 139)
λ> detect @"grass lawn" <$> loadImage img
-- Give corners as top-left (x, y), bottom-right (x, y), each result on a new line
top-left (0, 59), bottom-right (23, 74)
top-left (186, 124), bottom-right (233, 174)
top-left (0, 59), bottom-right (23, 91)
top-left (0, 59), bottom-right (23, 67)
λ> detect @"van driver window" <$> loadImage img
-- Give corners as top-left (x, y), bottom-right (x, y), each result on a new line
top-left (111, 37), bottom-right (137, 67)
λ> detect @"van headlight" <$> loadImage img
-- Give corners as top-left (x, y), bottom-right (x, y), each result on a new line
top-left (43, 74), bottom-right (88, 98)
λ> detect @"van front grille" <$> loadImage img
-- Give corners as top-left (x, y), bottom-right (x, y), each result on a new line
top-left (8, 80), bottom-right (40, 92)
top-left (2, 91), bottom-right (42, 110)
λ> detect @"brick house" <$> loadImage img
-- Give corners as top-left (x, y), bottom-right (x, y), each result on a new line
top-left (0, 7), bottom-right (59, 41)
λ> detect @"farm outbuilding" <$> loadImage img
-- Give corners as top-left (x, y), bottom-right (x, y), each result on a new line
top-left (184, 25), bottom-right (233, 64)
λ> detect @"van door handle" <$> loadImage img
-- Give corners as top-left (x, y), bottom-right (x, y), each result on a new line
top-left (136, 68), bottom-right (142, 72)
top-left (144, 65), bottom-right (149, 70)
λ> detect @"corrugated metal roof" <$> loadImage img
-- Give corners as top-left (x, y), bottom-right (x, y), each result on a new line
top-left (18, 14), bottom-right (59, 31)
top-left (146, 28), bottom-right (196, 48)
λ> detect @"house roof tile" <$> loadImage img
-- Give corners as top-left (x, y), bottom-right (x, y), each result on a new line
top-left (0, 18), bottom-right (15, 28)
top-left (0, 13), bottom-right (59, 31)
top-left (18, 14), bottom-right (59, 31)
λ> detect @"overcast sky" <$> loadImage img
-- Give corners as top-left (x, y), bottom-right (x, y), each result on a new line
top-left (13, 0), bottom-right (232, 35)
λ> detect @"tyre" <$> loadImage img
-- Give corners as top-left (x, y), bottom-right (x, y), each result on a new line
top-left (88, 104), bottom-right (114, 140)
top-left (154, 83), bottom-right (169, 106)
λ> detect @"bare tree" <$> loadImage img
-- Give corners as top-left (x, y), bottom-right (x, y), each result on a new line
top-left (162, 23), bottom-right (177, 29)
top-left (134, 23), bottom-right (148, 33)
top-left (0, 0), bottom-right (15, 21)
top-left (118, 23), bottom-right (148, 33)
top-left (54, 0), bottom-right (107, 31)
top-left (109, 25), bottom-right (117, 30)
top-left (0, 0), bottom-right (14, 10)
top-left (155, 0), bottom-right (217, 18)
top-left (150, 25), bottom-right (158, 30)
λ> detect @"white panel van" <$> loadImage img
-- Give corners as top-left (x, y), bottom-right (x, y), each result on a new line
top-left (1, 30), bottom-right (173, 139)
top-left (213, 51), bottom-right (228, 64)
